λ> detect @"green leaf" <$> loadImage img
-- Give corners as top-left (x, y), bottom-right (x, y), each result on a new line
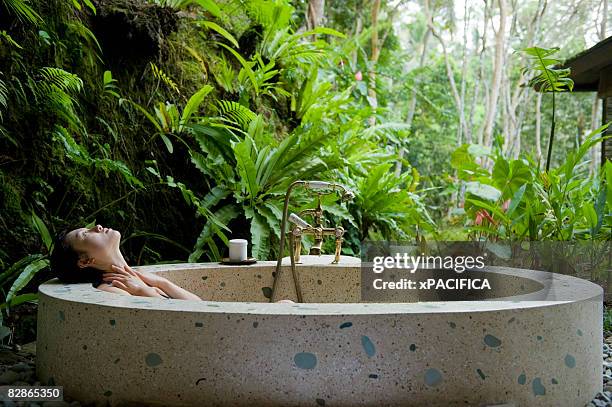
top-left (181, 85), bottom-right (213, 126)
top-left (583, 202), bottom-right (598, 230)
top-left (245, 207), bottom-right (270, 260)
top-left (190, 204), bottom-right (239, 262)
top-left (506, 184), bottom-right (526, 217)
top-left (159, 134), bottom-right (174, 154)
top-left (4, 0), bottom-right (43, 25)
top-left (451, 144), bottom-right (487, 180)
top-left (6, 258), bottom-right (49, 302)
top-left (0, 254), bottom-right (43, 285)
top-left (307, 27), bottom-right (347, 38)
top-left (234, 136), bottom-right (260, 199)
top-left (0, 293), bottom-right (38, 309)
top-left (31, 212), bottom-right (52, 253)
top-left (465, 182), bottom-right (502, 202)
top-left (199, 21), bottom-right (238, 48)
top-left (128, 100), bottom-right (163, 132)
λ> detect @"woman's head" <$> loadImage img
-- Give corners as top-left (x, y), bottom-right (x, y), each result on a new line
top-left (50, 225), bottom-right (122, 283)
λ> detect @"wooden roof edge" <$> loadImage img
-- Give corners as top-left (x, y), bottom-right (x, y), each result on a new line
top-left (562, 35), bottom-right (612, 68)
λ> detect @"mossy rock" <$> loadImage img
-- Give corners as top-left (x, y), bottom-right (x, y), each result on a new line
top-left (92, 0), bottom-right (180, 64)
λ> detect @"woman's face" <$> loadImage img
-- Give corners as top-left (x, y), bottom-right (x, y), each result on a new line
top-left (65, 225), bottom-right (121, 269)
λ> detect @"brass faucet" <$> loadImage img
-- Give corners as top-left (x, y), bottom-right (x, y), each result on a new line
top-left (270, 181), bottom-right (354, 303)
top-left (288, 200), bottom-right (345, 264)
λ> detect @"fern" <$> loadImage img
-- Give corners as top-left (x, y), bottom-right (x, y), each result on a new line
top-left (53, 126), bottom-right (143, 187)
top-left (211, 54), bottom-right (235, 92)
top-left (245, 0), bottom-right (293, 40)
top-left (216, 100), bottom-right (257, 130)
top-left (66, 21), bottom-right (102, 62)
top-left (33, 68), bottom-right (86, 135)
top-left (1, 0), bottom-right (42, 25)
top-left (36, 67), bottom-right (83, 98)
top-left (150, 62), bottom-right (180, 95)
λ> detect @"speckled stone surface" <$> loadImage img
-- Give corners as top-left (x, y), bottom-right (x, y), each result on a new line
top-left (36, 258), bottom-right (602, 406)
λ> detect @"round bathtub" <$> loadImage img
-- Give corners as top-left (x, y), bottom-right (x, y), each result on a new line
top-left (36, 258), bottom-right (602, 406)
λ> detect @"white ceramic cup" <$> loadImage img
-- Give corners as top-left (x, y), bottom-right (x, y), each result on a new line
top-left (228, 239), bottom-right (248, 262)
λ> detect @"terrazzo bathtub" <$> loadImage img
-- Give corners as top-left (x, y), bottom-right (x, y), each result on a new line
top-left (36, 257), bottom-right (602, 407)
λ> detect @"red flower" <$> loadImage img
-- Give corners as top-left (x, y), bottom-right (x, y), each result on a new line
top-left (475, 211), bottom-right (484, 225)
top-left (355, 70), bottom-right (363, 81)
top-left (475, 209), bottom-right (496, 226)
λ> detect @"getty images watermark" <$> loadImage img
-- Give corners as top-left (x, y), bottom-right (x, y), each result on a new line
top-left (372, 252), bottom-right (488, 290)
top-left (360, 241), bottom-right (611, 302)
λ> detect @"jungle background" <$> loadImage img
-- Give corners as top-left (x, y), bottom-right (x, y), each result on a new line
top-left (0, 0), bottom-right (610, 344)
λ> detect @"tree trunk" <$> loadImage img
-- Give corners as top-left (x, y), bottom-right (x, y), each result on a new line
top-left (470, 0), bottom-right (489, 144)
top-left (427, 1), bottom-right (470, 143)
top-left (482, 0), bottom-right (507, 150)
top-left (506, 0), bottom-right (546, 158)
top-left (306, 0), bottom-right (325, 31)
top-left (458, 0), bottom-right (471, 144)
top-left (367, 0), bottom-right (382, 126)
top-left (589, 95), bottom-right (601, 175)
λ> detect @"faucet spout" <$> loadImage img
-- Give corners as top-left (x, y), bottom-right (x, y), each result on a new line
top-left (309, 239), bottom-right (323, 255)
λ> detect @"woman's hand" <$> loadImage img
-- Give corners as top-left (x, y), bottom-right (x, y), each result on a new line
top-left (103, 265), bottom-right (158, 297)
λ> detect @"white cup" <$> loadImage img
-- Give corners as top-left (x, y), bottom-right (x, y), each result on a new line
top-left (229, 239), bottom-right (248, 262)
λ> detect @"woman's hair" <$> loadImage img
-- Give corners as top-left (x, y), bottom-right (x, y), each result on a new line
top-left (50, 229), bottom-right (101, 284)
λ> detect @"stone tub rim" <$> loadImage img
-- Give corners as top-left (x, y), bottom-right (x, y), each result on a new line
top-left (37, 262), bottom-right (603, 315)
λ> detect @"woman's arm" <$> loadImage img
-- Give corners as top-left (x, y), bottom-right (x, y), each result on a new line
top-left (97, 281), bottom-right (166, 298)
top-left (154, 279), bottom-right (202, 301)
top-left (96, 284), bottom-right (132, 296)
top-left (130, 267), bottom-right (203, 301)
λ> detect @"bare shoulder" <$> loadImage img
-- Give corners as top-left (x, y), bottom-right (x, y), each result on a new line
top-left (95, 284), bottom-right (131, 296)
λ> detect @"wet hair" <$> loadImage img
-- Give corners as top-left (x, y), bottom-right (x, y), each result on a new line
top-left (50, 229), bottom-right (102, 285)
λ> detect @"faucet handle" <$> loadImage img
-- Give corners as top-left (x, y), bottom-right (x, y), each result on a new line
top-left (288, 213), bottom-right (311, 229)
top-left (335, 225), bottom-right (345, 238)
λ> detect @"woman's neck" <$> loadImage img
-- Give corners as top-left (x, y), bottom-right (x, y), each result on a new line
top-left (98, 249), bottom-right (128, 272)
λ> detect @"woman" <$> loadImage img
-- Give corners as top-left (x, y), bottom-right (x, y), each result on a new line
top-left (50, 224), bottom-right (200, 300)
top-left (50, 224), bottom-right (295, 303)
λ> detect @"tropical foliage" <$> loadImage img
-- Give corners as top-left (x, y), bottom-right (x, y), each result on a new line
top-left (0, 0), bottom-right (610, 345)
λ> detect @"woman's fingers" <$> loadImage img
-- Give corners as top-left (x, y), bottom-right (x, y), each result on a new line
top-left (132, 269), bottom-right (145, 280)
top-left (103, 274), bottom-right (127, 283)
top-left (111, 265), bottom-right (128, 275)
top-left (111, 280), bottom-right (128, 290)
top-left (123, 265), bottom-right (137, 276)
